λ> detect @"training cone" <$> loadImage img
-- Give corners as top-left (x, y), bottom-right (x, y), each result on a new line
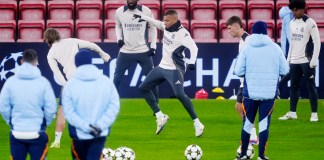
top-left (195, 88), bottom-right (209, 99)
top-left (216, 96), bottom-right (225, 100)
top-left (212, 87), bottom-right (224, 93)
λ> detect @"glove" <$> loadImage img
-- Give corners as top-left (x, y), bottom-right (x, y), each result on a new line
top-left (147, 48), bottom-right (156, 56)
top-left (117, 40), bottom-right (125, 48)
top-left (133, 14), bottom-right (141, 19)
top-left (89, 124), bottom-right (102, 138)
top-left (188, 64), bottom-right (196, 70)
top-left (309, 58), bottom-right (318, 68)
top-left (100, 52), bottom-right (110, 62)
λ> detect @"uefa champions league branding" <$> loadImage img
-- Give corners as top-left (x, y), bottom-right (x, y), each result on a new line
top-left (0, 52), bottom-right (23, 81)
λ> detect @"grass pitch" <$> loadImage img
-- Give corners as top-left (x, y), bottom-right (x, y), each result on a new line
top-left (0, 99), bottom-right (323, 160)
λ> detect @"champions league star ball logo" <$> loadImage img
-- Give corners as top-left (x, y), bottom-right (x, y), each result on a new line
top-left (0, 52), bottom-right (23, 81)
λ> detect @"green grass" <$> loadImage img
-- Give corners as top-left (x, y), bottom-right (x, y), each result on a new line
top-left (0, 99), bottom-right (324, 160)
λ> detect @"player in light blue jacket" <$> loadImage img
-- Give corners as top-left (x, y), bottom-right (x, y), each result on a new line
top-left (62, 49), bottom-right (120, 160)
top-left (234, 21), bottom-right (289, 160)
top-left (0, 49), bottom-right (57, 160)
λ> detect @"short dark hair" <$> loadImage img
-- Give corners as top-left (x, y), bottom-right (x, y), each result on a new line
top-left (164, 9), bottom-right (178, 16)
top-left (43, 28), bottom-right (61, 46)
top-left (289, 0), bottom-right (306, 10)
top-left (23, 49), bottom-right (38, 63)
top-left (226, 16), bottom-right (243, 28)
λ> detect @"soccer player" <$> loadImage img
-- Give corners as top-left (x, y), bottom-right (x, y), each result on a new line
top-left (234, 21), bottom-right (289, 160)
top-left (278, 0), bottom-right (293, 98)
top-left (279, 0), bottom-right (321, 122)
top-left (43, 28), bottom-right (111, 148)
top-left (0, 49), bottom-right (57, 160)
top-left (114, 0), bottom-right (158, 98)
top-left (134, 10), bottom-right (205, 137)
top-left (226, 16), bottom-right (258, 144)
top-left (62, 49), bottom-right (120, 160)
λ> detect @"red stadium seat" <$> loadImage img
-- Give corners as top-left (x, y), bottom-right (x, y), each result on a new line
top-left (47, 20), bottom-right (74, 39)
top-left (0, 20), bottom-right (16, 42)
top-left (190, 20), bottom-right (217, 43)
top-left (19, 1), bottom-right (46, 20)
top-left (181, 19), bottom-right (189, 31)
top-left (76, 20), bottom-right (102, 42)
top-left (219, 1), bottom-right (246, 20)
top-left (306, 1), bottom-right (324, 21)
top-left (104, 19), bottom-right (116, 42)
top-left (277, 19), bottom-right (282, 42)
top-left (0, 1), bottom-right (16, 20)
top-left (248, 20), bottom-right (275, 40)
top-left (191, 1), bottom-right (217, 20)
top-left (162, 1), bottom-right (189, 20)
top-left (18, 20), bottom-right (44, 42)
top-left (276, 0), bottom-right (289, 19)
top-left (248, 1), bottom-right (274, 20)
top-left (140, 1), bottom-right (160, 19)
top-left (104, 0), bottom-right (124, 20)
top-left (48, 1), bottom-right (74, 20)
top-left (76, 1), bottom-right (103, 20)
top-left (219, 19), bottom-right (246, 43)
top-left (316, 21), bottom-right (324, 42)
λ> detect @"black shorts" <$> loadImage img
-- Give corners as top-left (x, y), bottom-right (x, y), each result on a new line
top-left (236, 87), bottom-right (243, 103)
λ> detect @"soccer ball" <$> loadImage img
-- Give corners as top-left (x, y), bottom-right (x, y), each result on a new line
top-left (113, 148), bottom-right (126, 160)
top-left (102, 148), bottom-right (115, 160)
top-left (115, 147), bottom-right (136, 160)
top-left (236, 144), bottom-right (255, 159)
top-left (184, 144), bottom-right (203, 160)
top-left (0, 52), bottom-right (22, 81)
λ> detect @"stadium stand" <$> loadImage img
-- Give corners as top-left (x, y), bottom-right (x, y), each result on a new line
top-left (219, 1), bottom-right (246, 20)
top-left (306, 1), bottom-right (324, 21)
top-left (248, 1), bottom-right (274, 20)
top-left (162, 1), bottom-right (189, 20)
top-left (276, 0), bottom-right (289, 19)
top-left (104, 0), bottom-right (124, 20)
top-left (190, 20), bottom-right (217, 43)
top-left (47, 20), bottom-right (74, 39)
top-left (76, 0), bottom-right (102, 20)
top-left (19, 1), bottom-right (46, 20)
top-left (191, 1), bottom-right (217, 20)
top-left (0, 20), bottom-right (16, 42)
top-left (18, 20), bottom-right (44, 42)
top-left (104, 19), bottom-right (116, 42)
top-left (0, 1), bottom-right (16, 21)
top-left (140, 0), bottom-right (160, 19)
top-left (48, 1), bottom-right (74, 20)
top-left (76, 20), bottom-right (102, 42)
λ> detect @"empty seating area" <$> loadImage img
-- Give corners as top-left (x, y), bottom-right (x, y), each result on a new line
top-left (0, 0), bottom-right (324, 42)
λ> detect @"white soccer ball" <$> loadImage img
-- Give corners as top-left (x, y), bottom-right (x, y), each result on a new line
top-left (236, 144), bottom-right (255, 159)
top-left (0, 52), bottom-right (22, 81)
top-left (184, 144), bottom-right (203, 160)
top-left (115, 147), bottom-right (135, 160)
top-left (102, 148), bottom-right (115, 160)
top-left (113, 148), bottom-right (126, 160)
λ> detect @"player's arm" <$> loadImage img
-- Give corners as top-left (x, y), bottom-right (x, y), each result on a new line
top-left (277, 46), bottom-right (290, 76)
top-left (47, 53), bottom-right (67, 86)
top-left (234, 47), bottom-right (247, 77)
top-left (148, 11), bottom-right (157, 50)
top-left (115, 12), bottom-right (125, 48)
top-left (181, 31), bottom-right (198, 70)
top-left (43, 79), bottom-right (58, 126)
top-left (96, 79), bottom-right (120, 130)
top-left (134, 14), bottom-right (165, 31)
top-left (61, 85), bottom-right (93, 133)
top-left (76, 39), bottom-right (111, 62)
top-left (0, 81), bottom-right (12, 125)
top-left (309, 19), bottom-right (321, 68)
top-left (286, 21), bottom-right (293, 64)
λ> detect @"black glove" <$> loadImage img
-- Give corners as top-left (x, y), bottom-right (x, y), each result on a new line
top-left (117, 40), bottom-right (124, 48)
top-left (133, 14), bottom-right (141, 19)
top-left (89, 124), bottom-right (102, 138)
top-left (147, 48), bottom-right (156, 56)
top-left (188, 64), bottom-right (196, 70)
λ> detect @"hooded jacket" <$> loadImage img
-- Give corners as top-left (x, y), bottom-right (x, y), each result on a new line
top-left (62, 65), bottom-right (120, 140)
top-left (0, 63), bottom-right (57, 132)
top-left (279, 6), bottom-right (293, 55)
top-left (234, 34), bottom-right (289, 100)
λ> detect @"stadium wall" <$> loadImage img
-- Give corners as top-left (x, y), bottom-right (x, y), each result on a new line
top-left (0, 43), bottom-right (323, 99)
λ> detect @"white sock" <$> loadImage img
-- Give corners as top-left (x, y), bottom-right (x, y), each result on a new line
top-left (251, 127), bottom-right (257, 138)
top-left (193, 118), bottom-right (201, 126)
top-left (155, 111), bottom-right (163, 119)
top-left (290, 111), bottom-right (297, 116)
top-left (312, 112), bottom-right (318, 116)
top-left (54, 131), bottom-right (62, 143)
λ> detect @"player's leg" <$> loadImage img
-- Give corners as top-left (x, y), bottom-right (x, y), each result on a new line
top-left (86, 137), bottom-right (107, 160)
top-left (138, 67), bottom-right (167, 134)
top-left (113, 53), bottom-right (133, 92)
top-left (239, 98), bottom-right (258, 158)
top-left (258, 99), bottom-right (274, 160)
top-left (279, 64), bottom-right (301, 120)
top-left (166, 70), bottom-right (204, 137)
top-left (10, 132), bottom-right (28, 160)
top-left (71, 139), bottom-right (89, 160)
top-left (28, 132), bottom-right (48, 160)
top-left (301, 63), bottom-right (318, 121)
top-left (50, 89), bottom-right (65, 149)
top-left (138, 54), bottom-right (159, 103)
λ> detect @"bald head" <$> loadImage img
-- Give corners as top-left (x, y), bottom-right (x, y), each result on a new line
top-left (163, 10), bottom-right (179, 29)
